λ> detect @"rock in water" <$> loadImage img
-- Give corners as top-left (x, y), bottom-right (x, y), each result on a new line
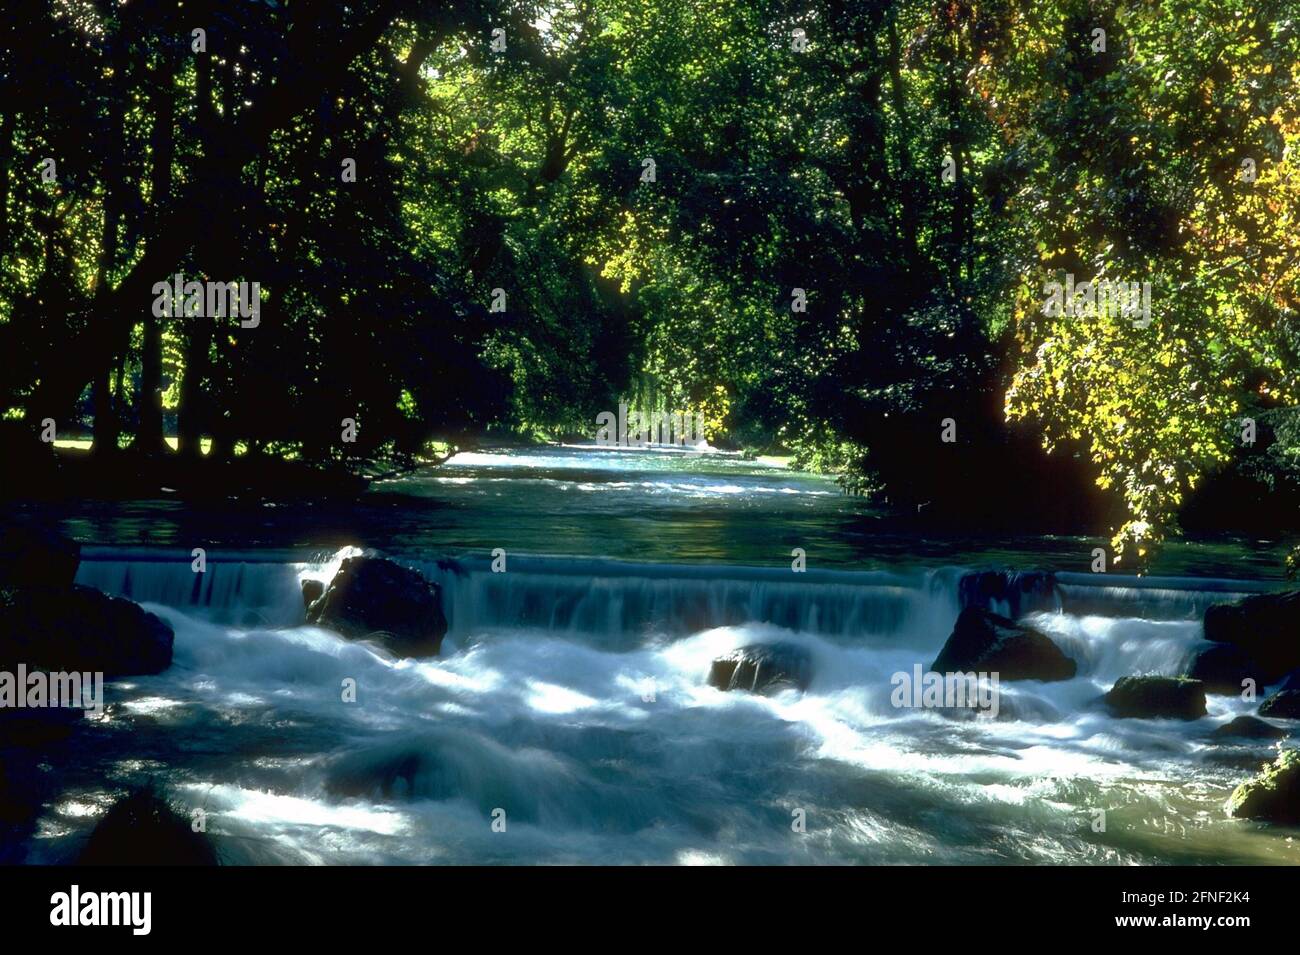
top-left (1259, 689), bottom-right (1300, 719)
top-left (301, 578), bottom-right (325, 611)
top-left (0, 525), bottom-right (81, 589)
top-left (1212, 716), bottom-right (1287, 740)
top-left (708, 643), bottom-right (812, 694)
top-left (1227, 749), bottom-right (1300, 823)
top-left (0, 584), bottom-right (173, 675)
top-left (78, 789), bottom-right (219, 866)
top-left (1262, 670), bottom-right (1300, 719)
top-left (307, 556), bottom-right (448, 657)
top-left (1105, 676), bottom-right (1207, 720)
top-left (930, 607), bottom-right (1076, 681)
top-left (1202, 590), bottom-right (1300, 684)
top-left (957, 570), bottom-right (1059, 618)
top-left (0, 525), bottom-right (172, 676)
top-left (1185, 643), bottom-right (1259, 695)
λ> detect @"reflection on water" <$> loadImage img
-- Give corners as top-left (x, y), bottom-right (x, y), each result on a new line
top-left (9, 445), bottom-right (1289, 578)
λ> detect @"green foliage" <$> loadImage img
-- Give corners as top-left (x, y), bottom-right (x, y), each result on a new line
top-left (994, 0), bottom-right (1300, 566)
top-left (0, 0), bottom-right (1295, 563)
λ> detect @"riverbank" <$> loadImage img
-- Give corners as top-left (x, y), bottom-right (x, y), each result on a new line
top-left (1, 425), bottom-right (456, 502)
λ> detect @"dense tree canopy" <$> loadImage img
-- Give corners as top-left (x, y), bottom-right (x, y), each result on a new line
top-left (1, 0), bottom-right (1297, 564)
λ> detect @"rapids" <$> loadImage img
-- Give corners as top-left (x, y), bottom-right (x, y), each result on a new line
top-left (14, 447), bottom-right (1299, 864)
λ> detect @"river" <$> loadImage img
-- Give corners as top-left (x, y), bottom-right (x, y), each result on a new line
top-left (14, 446), bottom-right (1299, 864)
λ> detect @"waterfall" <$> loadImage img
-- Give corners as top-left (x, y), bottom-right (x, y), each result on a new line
top-left (44, 546), bottom-right (1290, 867)
top-left (74, 548), bottom-right (1277, 661)
top-left (1055, 571), bottom-right (1270, 621)
top-left (75, 547), bottom-right (314, 628)
top-left (416, 558), bottom-right (964, 649)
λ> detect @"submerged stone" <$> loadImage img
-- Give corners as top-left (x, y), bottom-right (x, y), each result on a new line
top-left (1212, 715), bottom-right (1287, 740)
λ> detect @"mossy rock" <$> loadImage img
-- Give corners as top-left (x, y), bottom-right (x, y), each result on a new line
top-left (1227, 749), bottom-right (1300, 823)
top-left (1105, 675), bottom-right (1207, 720)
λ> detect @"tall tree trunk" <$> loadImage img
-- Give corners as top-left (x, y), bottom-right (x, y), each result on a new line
top-left (136, 53), bottom-right (175, 455)
top-left (92, 34), bottom-right (125, 456)
top-left (177, 46), bottom-right (216, 459)
top-left (945, 23), bottom-right (973, 287)
top-left (886, 7), bottom-right (920, 269)
top-left (177, 323), bottom-right (212, 458)
top-left (0, 112), bottom-right (12, 260)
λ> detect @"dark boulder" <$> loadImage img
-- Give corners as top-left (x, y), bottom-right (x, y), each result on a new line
top-left (0, 525), bottom-right (80, 589)
top-left (1212, 715), bottom-right (1288, 740)
top-left (1259, 689), bottom-right (1300, 720)
top-left (0, 525), bottom-right (171, 678)
top-left (1227, 748), bottom-right (1300, 823)
top-left (0, 705), bottom-right (84, 747)
top-left (1203, 590), bottom-right (1300, 684)
top-left (0, 584), bottom-right (173, 675)
top-left (1105, 676), bottom-right (1207, 720)
top-left (1185, 643), bottom-right (1259, 695)
top-left (307, 556), bottom-right (448, 657)
top-left (0, 748), bottom-right (48, 863)
top-left (708, 643), bottom-right (812, 694)
top-left (301, 578), bottom-right (325, 611)
top-left (931, 607), bottom-right (1076, 682)
top-left (1263, 670), bottom-right (1300, 716)
top-left (958, 570), bottom-right (1059, 619)
top-left (78, 789), bottom-right (219, 866)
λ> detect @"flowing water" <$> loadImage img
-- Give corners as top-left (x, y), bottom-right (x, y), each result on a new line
top-left (12, 447), bottom-right (1300, 865)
